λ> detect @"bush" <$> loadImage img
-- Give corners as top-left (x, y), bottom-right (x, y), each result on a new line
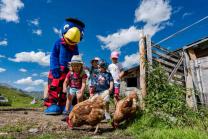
top-left (145, 65), bottom-right (188, 126)
top-left (127, 64), bottom-right (208, 138)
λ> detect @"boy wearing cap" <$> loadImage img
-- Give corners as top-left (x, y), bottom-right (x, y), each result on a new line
top-left (63, 55), bottom-right (87, 114)
top-left (94, 60), bottom-right (114, 120)
top-left (108, 51), bottom-right (124, 105)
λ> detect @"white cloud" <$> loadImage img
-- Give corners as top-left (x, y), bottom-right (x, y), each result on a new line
top-left (29, 18), bottom-right (39, 26)
top-left (135, 0), bottom-right (172, 24)
top-left (97, 26), bottom-right (141, 51)
top-left (97, 0), bottom-right (172, 51)
top-left (164, 21), bottom-right (174, 27)
top-left (0, 0), bottom-right (24, 23)
top-left (0, 38), bottom-right (8, 46)
top-left (9, 51), bottom-right (50, 66)
top-left (53, 27), bottom-right (62, 37)
top-left (32, 29), bottom-right (42, 36)
top-left (19, 68), bottom-right (27, 72)
top-left (32, 73), bottom-right (38, 76)
top-left (15, 77), bottom-right (46, 86)
top-left (40, 72), bottom-right (48, 77)
top-left (122, 53), bottom-right (139, 69)
top-left (0, 67), bottom-right (6, 73)
top-left (173, 6), bottom-right (182, 14)
top-left (134, 0), bottom-right (172, 36)
top-left (182, 12), bottom-right (192, 18)
top-left (0, 54), bottom-right (5, 58)
top-left (28, 19), bottom-right (42, 36)
top-left (24, 86), bottom-right (35, 92)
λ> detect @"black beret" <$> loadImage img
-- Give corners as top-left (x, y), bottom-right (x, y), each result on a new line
top-left (65, 18), bottom-right (85, 28)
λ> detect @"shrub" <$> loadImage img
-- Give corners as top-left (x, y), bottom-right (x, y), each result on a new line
top-left (127, 64), bottom-right (208, 138)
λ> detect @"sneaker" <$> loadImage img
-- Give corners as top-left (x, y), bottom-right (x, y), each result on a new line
top-left (105, 112), bottom-right (111, 121)
top-left (44, 105), bottom-right (61, 115)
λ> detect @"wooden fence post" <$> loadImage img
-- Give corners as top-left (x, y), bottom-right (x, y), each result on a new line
top-left (146, 35), bottom-right (152, 66)
top-left (139, 32), bottom-right (147, 109)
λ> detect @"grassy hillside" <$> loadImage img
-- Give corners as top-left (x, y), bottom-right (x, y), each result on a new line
top-left (0, 85), bottom-right (42, 108)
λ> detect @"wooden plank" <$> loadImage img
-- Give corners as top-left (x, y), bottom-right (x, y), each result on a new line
top-left (152, 43), bottom-right (180, 58)
top-left (170, 80), bottom-right (184, 86)
top-left (151, 42), bottom-right (171, 53)
top-left (153, 58), bottom-right (183, 71)
top-left (188, 48), bottom-right (197, 60)
top-left (162, 66), bottom-right (184, 76)
top-left (168, 54), bottom-right (184, 81)
top-left (152, 50), bottom-right (179, 63)
top-left (184, 50), bottom-right (197, 109)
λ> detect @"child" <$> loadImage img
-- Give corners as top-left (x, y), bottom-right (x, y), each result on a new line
top-left (108, 51), bottom-right (124, 105)
top-left (63, 55), bottom-right (87, 114)
top-left (88, 57), bottom-right (100, 97)
top-left (94, 60), bottom-right (113, 120)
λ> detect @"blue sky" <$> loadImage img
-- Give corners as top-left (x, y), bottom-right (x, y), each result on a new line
top-left (0, 0), bottom-right (207, 92)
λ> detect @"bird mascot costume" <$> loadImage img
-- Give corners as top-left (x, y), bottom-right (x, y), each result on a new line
top-left (44, 18), bottom-right (85, 115)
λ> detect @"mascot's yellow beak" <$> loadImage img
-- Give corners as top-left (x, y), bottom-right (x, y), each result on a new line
top-left (64, 27), bottom-right (81, 45)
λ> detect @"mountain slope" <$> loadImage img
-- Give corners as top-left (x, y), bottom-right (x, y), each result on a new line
top-left (0, 85), bottom-right (41, 108)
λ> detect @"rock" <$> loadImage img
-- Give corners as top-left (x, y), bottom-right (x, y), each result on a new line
top-left (28, 128), bottom-right (38, 133)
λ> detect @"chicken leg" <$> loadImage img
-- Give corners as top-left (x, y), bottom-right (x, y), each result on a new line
top-left (94, 124), bottom-right (99, 134)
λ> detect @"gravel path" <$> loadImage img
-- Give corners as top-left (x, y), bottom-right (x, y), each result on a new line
top-left (0, 109), bottom-right (134, 139)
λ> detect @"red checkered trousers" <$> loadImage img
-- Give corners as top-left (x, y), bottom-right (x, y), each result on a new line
top-left (44, 66), bottom-right (69, 107)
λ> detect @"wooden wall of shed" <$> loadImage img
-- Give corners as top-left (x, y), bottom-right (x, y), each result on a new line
top-left (122, 67), bottom-right (140, 88)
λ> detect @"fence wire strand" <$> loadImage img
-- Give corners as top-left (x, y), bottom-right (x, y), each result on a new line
top-left (152, 16), bottom-right (208, 47)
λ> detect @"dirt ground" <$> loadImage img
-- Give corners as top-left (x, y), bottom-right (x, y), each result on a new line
top-left (0, 109), bottom-right (134, 139)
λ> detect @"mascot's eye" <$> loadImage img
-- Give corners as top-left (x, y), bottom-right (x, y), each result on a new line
top-left (64, 24), bottom-right (69, 30)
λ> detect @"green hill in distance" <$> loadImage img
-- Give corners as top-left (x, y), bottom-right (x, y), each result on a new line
top-left (0, 85), bottom-right (42, 108)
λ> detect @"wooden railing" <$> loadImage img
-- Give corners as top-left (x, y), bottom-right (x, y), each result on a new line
top-left (141, 35), bottom-right (185, 86)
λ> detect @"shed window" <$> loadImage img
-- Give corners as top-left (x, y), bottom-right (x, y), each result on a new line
top-left (126, 77), bottom-right (137, 87)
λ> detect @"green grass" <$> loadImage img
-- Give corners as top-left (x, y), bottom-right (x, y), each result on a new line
top-left (127, 119), bottom-right (208, 139)
top-left (130, 128), bottom-right (208, 139)
top-left (0, 86), bottom-right (42, 108)
top-left (126, 112), bottom-right (208, 139)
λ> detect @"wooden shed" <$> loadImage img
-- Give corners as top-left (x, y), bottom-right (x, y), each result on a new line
top-left (120, 35), bottom-right (208, 109)
top-left (183, 37), bottom-right (208, 107)
top-left (122, 65), bottom-right (140, 88)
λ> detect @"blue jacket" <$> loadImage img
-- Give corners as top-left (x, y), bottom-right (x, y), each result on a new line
top-left (50, 38), bottom-right (79, 70)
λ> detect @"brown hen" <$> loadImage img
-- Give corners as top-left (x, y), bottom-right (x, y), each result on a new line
top-left (66, 94), bottom-right (106, 133)
top-left (112, 91), bottom-right (139, 128)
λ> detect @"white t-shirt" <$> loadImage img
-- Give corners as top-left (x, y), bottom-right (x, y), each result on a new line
top-left (108, 63), bottom-right (123, 84)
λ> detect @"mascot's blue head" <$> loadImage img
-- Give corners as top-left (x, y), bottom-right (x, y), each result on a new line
top-left (61, 18), bottom-right (85, 45)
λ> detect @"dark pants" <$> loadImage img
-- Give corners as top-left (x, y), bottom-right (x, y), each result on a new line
top-left (44, 66), bottom-right (68, 107)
